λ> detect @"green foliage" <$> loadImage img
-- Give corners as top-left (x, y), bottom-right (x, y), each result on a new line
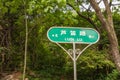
top-left (0, 0), bottom-right (120, 80)
top-left (65, 49), bottom-right (116, 80)
top-left (105, 69), bottom-right (120, 80)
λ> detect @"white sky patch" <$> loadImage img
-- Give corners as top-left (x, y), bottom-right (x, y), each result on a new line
top-left (79, 0), bottom-right (120, 12)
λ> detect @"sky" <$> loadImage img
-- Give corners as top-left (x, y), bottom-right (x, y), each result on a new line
top-left (80, 0), bottom-right (120, 11)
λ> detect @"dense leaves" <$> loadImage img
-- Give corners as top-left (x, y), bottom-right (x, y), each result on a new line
top-left (0, 0), bottom-right (120, 80)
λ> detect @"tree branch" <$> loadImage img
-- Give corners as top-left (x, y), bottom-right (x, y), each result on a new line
top-left (0, 25), bottom-right (3, 30)
top-left (67, 2), bottom-right (100, 31)
top-left (103, 0), bottom-right (113, 26)
top-left (89, 0), bottom-right (107, 25)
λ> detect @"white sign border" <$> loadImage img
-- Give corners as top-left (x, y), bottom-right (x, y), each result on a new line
top-left (47, 26), bottom-right (100, 44)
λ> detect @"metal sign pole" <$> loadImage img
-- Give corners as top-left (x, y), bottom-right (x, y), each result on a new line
top-left (47, 27), bottom-right (100, 80)
top-left (56, 43), bottom-right (92, 80)
top-left (73, 43), bottom-right (77, 80)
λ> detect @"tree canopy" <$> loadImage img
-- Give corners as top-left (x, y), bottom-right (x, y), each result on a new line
top-left (0, 0), bottom-right (120, 80)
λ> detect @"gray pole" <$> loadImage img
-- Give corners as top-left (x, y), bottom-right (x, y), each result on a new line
top-left (73, 43), bottom-right (77, 80)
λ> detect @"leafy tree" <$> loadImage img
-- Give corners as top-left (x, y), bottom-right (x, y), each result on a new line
top-left (0, 0), bottom-right (120, 80)
top-left (66, 0), bottom-right (120, 72)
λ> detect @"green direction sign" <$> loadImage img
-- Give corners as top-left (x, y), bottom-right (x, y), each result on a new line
top-left (47, 27), bottom-right (100, 44)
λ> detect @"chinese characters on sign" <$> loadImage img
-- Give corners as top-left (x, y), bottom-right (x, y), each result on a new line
top-left (61, 30), bottom-right (66, 35)
top-left (47, 27), bottom-right (100, 44)
top-left (60, 30), bottom-right (86, 36)
top-left (61, 30), bottom-right (86, 42)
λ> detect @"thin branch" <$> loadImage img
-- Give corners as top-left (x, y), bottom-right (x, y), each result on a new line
top-left (97, 0), bottom-right (102, 5)
top-left (0, 25), bottom-right (3, 30)
top-left (81, 4), bottom-right (88, 11)
top-left (67, 3), bottom-right (88, 20)
top-left (87, 4), bottom-right (92, 12)
top-left (22, 0), bottom-right (28, 80)
top-left (67, 2), bottom-right (100, 31)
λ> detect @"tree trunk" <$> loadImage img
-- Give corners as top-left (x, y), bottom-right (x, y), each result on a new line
top-left (89, 0), bottom-right (120, 72)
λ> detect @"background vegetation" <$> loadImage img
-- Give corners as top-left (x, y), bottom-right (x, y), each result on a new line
top-left (0, 0), bottom-right (120, 80)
